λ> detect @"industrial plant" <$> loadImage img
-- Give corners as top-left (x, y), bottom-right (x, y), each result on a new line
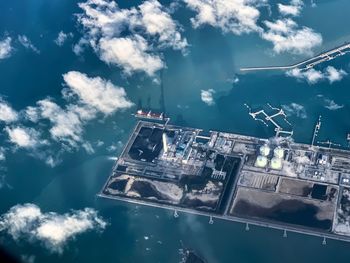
top-left (100, 119), bottom-right (350, 243)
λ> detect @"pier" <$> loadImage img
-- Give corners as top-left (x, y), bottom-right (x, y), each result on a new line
top-left (245, 103), bottom-right (293, 137)
top-left (311, 115), bottom-right (322, 147)
top-left (240, 42), bottom-right (350, 72)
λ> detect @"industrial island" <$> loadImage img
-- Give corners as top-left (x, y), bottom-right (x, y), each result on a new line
top-left (99, 115), bottom-right (350, 243)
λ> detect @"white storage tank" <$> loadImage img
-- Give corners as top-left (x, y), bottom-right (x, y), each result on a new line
top-left (255, 155), bottom-right (268, 168)
top-left (273, 146), bottom-right (284, 159)
top-left (259, 144), bottom-right (270, 156)
top-left (270, 157), bottom-right (283, 170)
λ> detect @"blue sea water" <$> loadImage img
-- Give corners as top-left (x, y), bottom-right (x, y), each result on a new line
top-left (0, 0), bottom-right (350, 262)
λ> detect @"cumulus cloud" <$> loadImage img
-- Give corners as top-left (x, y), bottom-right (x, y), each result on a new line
top-left (0, 204), bottom-right (107, 253)
top-left (325, 66), bottom-right (347, 83)
top-left (77, 0), bottom-right (187, 76)
top-left (261, 18), bottom-right (322, 55)
top-left (286, 67), bottom-right (323, 84)
top-left (183, 0), bottom-right (320, 55)
top-left (63, 71), bottom-right (133, 114)
top-left (201, 89), bottom-right (215, 106)
top-left (138, 0), bottom-right (188, 50)
top-left (98, 36), bottom-right (164, 76)
top-left (278, 0), bottom-right (303, 17)
top-left (18, 35), bottom-right (40, 54)
top-left (32, 99), bottom-right (91, 147)
top-left (0, 99), bottom-right (18, 123)
top-left (54, 31), bottom-right (73, 46)
top-left (286, 66), bottom-right (347, 84)
top-left (282, 103), bottom-right (307, 118)
top-left (184, 0), bottom-right (263, 35)
top-left (0, 37), bottom-right (13, 59)
top-left (24, 71), bottom-right (132, 148)
top-left (5, 126), bottom-right (42, 148)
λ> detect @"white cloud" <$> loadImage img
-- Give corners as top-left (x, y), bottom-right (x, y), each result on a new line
top-left (0, 147), bottom-right (5, 161)
top-left (72, 38), bottom-right (89, 55)
top-left (184, 0), bottom-right (263, 35)
top-left (138, 0), bottom-right (188, 50)
top-left (98, 36), bottom-right (164, 76)
top-left (323, 99), bottom-right (344, 111)
top-left (261, 18), bottom-right (322, 55)
top-left (77, 0), bottom-right (187, 75)
top-left (24, 71), bottom-right (132, 148)
top-left (282, 103), bottom-right (307, 118)
top-left (33, 99), bottom-right (91, 147)
top-left (286, 68), bottom-right (323, 84)
top-left (5, 126), bottom-right (42, 148)
top-left (63, 71), bottom-right (133, 114)
top-left (183, 0), bottom-right (320, 55)
top-left (82, 141), bottom-right (95, 154)
top-left (0, 204), bottom-right (107, 253)
top-left (286, 66), bottom-right (347, 84)
top-left (325, 66), bottom-right (347, 83)
top-left (24, 106), bottom-right (40, 123)
top-left (0, 37), bottom-right (12, 59)
top-left (278, 0), bottom-right (303, 17)
top-left (0, 99), bottom-right (18, 123)
top-left (18, 35), bottom-right (40, 54)
top-left (54, 31), bottom-right (73, 46)
top-left (201, 89), bottom-right (215, 106)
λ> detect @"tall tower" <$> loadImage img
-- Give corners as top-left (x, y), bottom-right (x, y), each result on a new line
top-left (159, 69), bottom-right (166, 116)
top-left (162, 132), bottom-right (168, 153)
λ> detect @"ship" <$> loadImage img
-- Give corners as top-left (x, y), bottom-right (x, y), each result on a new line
top-left (134, 109), bottom-right (165, 121)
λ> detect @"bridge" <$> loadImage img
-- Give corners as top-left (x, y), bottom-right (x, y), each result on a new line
top-left (240, 42), bottom-right (350, 72)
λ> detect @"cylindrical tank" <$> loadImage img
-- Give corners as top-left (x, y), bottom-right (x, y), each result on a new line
top-left (270, 157), bottom-right (283, 170)
top-left (274, 147), bottom-right (284, 159)
top-left (260, 144), bottom-right (270, 156)
top-left (255, 155), bottom-right (268, 168)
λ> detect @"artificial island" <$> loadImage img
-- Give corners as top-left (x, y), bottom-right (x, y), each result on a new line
top-left (99, 106), bottom-right (350, 244)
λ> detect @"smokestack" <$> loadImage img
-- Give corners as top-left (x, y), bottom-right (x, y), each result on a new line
top-left (162, 133), bottom-right (168, 153)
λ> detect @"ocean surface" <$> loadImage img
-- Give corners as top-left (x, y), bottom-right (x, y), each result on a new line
top-left (1, 0), bottom-right (350, 262)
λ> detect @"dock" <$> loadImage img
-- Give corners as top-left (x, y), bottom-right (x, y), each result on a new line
top-left (240, 42), bottom-right (350, 72)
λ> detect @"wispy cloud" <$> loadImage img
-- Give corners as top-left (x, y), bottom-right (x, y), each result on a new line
top-left (282, 103), bottom-right (307, 118)
top-left (324, 98), bottom-right (344, 110)
top-left (54, 31), bottom-right (73, 46)
top-left (317, 95), bottom-right (344, 111)
top-left (18, 35), bottom-right (40, 54)
top-left (0, 204), bottom-right (107, 254)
